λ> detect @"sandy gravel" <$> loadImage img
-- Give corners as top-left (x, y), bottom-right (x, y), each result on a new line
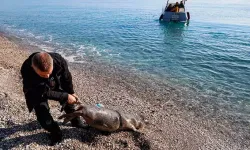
top-left (0, 33), bottom-right (249, 150)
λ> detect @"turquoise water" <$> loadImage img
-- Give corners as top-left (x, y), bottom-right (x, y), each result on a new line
top-left (0, 0), bottom-right (250, 103)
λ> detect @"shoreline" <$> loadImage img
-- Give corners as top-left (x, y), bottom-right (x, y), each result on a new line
top-left (0, 32), bottom-right (249, 149)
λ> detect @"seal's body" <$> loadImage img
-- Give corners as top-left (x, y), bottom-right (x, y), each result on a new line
top-left (59, 105), bottom-right (144, 132)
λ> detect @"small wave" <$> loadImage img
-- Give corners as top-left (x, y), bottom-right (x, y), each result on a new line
top-left (60, 54), bottom-right (75, 62)
top-left (35, 35), bottom-right (44, 40)
top-left (48, 35), bottom-right (53, 42)
top-left (77, 44), bottom-right (101, 56)
top-left (2, 24), bottom-right (16, 29)
top-left (79, 45), bottom-right (86, 50)
top-left (44, 35), bottom-right (53, 43)
top-left (57, 51), bottom-right (86, 63)
top-left (19, 29), bottom-right (26, 32)
top-left (27, 41), bottom-right (55, 52)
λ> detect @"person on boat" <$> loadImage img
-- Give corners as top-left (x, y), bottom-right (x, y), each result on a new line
top-left (165, 4), bottom-right (173, 12)
top-left (171, 2), bottom-right (179, 12)
top-left (179, 1), bottom-right (185, 9)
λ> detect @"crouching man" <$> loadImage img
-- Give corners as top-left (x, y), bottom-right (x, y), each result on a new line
top-left (21, 52), bottom-right (85, 145)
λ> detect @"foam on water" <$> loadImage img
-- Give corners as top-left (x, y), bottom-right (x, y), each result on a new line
top-left (0, 1), bottom-right (250, 105)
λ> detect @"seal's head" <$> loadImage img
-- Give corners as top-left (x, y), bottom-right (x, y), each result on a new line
top-left (75, 105), bottom-right (95, 124)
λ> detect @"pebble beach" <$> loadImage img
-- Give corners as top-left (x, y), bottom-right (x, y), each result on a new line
top-left (0, 33), bottom-right (250, 150)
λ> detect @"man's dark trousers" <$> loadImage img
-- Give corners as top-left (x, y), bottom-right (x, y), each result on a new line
top-left (34, 101), bottom-right (77, 145)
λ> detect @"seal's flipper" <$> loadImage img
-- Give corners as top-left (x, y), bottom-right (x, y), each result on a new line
top-left (58, 114), bottom-right (67, 119)
top-left (58, 112), bottom-right (83, 124)
top-left (76, 105), bottom-right (84, 111)
top-left (63, 115), bottom-right (77, 124)
top-left (58, 114), bottom-right (73, 124)
top-left (91, 119), bottom-right (116, 132)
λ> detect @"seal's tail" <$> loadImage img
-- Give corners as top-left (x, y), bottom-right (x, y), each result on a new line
top-left (138, 114), bottom-right (150, 130)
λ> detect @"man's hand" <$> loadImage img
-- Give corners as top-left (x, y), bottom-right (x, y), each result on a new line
top-left (71, 94), bottom-right (78, 100)
top-left (67, 94), bottom-right (77, 104)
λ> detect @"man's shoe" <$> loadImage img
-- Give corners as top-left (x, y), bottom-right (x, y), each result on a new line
top-left (49, 131), bottom-right (62, 146)
top-left (70, 117), bottom-right (87, 128)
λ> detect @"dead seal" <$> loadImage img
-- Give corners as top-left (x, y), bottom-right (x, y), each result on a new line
top-left (58, 104), bottom-right (144, 132)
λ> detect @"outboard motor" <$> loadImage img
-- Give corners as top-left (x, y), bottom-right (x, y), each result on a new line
top-left (159, 14), bottom-right (163, 21)
top-left (187, 12), bottom-right (190, 20)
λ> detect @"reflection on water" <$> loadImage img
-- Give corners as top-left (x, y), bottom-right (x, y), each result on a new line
top-left (159, 21), bottom-right (189, 43)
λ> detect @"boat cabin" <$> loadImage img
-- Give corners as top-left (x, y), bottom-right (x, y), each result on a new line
top-left (159, 0), bottom-right (190, 22)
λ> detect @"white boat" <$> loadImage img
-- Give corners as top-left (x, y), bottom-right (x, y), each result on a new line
top-left (159, 0), bottom-right (190, 22)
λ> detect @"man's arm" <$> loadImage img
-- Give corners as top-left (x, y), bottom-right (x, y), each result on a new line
top-left (21, 61), bottom-right (68, 108)
top-left (21, 61), bottom-right (47, 112)
top-left (44, 90), bottom-right (68, 102)
top-left (59, 55), bottom-right (75, 94)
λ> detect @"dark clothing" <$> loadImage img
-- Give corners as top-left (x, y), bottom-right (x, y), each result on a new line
top-left (179, 3), bottom-right (185, 8)
top-left (173, 4), bottom-right (179, 9)
top-left (21, 52), bottom-right (74, 112)
top-left (34, 101), bottom-right (77, 132)
top-left (165, 5), bottom-right (172, 12)
top-left (34, 102), bottom-right (62, 133)
top-left (21, 52), bottom-right (85, 145)
top-left (34, 101), bottom-right (80, 145)
top-left (34, 100), bottom-right (77, 129)
top-left (34, 100), bottom-right (83, 144)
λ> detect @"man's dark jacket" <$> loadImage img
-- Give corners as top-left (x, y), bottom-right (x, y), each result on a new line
top-left (21, 52), bottom-right (74, 112)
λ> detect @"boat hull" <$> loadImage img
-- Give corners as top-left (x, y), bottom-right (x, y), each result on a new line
top-left (162, 12), bottom-right (187, 22)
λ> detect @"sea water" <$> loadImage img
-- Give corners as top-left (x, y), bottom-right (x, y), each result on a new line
top-left (0, 0), bottom-right (250, 106)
